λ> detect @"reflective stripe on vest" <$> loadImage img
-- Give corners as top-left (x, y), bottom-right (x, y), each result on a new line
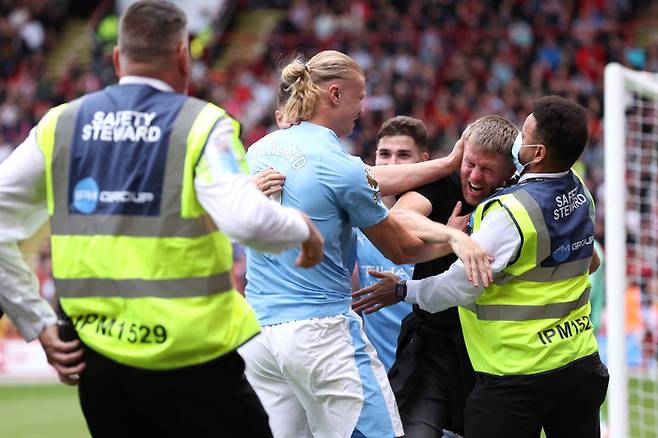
top-left (37, 92), bottom-right (259, 369)
top-left (463, 287), bottom-right (590, 321)
top-left (55, 271), bottom-right (233, 299)
top-left (460, 176), bottom-right (598, 376)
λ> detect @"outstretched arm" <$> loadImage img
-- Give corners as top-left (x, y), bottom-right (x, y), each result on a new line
top-left (353, 207), bottom-right (520, 314)
top-left (369, 137), bottom-right (463, 196)
top-left (388, 208), bottom-right (463, 246)
top-left (390, 208), bottom-right (493, 285)
top-left (361, 213), bottom-right (492, 288)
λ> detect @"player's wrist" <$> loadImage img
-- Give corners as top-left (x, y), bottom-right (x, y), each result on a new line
top-left (448, 153), bottom-right (460, 170)
top-left (446, 148), bottom-right (462, 171)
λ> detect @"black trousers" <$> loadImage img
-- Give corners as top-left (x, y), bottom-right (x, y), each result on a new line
top-left (464, 353), bottom-right (609, 438)
top-left (388, 313), bottom-right (475, 438)
top-left (78, 346), bottom-right (273, 438)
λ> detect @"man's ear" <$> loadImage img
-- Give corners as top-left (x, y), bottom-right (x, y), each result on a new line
top-left (421, 151), bottom-right (430, 162)
top-left (328, 83), bottom-right (341, 105)
top-left (535, 143), bottom-right (548, 163)
top-left (177, 42), bottom-right (190, 78)
top-left (112, 46), bottom-right (121, 77)
top-left (506, 166), bottom-right (516, 180)
top-left (503, 163), bottom-right (516, 183)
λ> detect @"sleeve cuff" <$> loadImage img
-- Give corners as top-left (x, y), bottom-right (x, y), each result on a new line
top-left (404, 279), bottom-right (420, 304)
top-left (15, 311), bottom-right (57, 342)
top-left (291, 210), bottom-right (311, 241)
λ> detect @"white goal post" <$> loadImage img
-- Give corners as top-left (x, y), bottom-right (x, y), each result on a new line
top-left (604, 62), bottom-right (658, 438)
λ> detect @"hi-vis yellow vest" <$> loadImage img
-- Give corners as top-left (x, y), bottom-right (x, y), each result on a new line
top-left (36, 91), bottom-right (259, 370)
top-left (459, 173), bottom-right (599, 375)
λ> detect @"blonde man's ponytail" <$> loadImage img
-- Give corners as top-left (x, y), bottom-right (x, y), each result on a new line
top-left (281, 50), bottom-right (364, 124)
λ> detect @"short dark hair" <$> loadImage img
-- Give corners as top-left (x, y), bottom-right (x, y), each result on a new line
top-left (119, 0), bottom-right (187, 62)
top-left (377, 116), bottom-right (428, 152)
top-left (532, 96), bottom-right (589, 169)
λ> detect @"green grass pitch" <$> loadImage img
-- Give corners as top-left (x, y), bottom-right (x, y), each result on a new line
top-left (0, 384), bottom-right (88, 437)
top-left (0, 377), bottom-right (655, 437)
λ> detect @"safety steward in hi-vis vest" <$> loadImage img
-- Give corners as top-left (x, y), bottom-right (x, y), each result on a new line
top-left (36, 83), bottom-right (259, 370)
top-left (351, 96), bottom-right (609, 437)
top-left (459, 170), bottom-right (598, 376)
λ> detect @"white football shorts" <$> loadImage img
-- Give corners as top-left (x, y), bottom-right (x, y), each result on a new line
top-left (238, 309), bottom-right (403, 438)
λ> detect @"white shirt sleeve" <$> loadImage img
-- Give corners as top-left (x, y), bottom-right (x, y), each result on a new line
top-left (194, 119), bottom-right (310, 253)
top-left (405, 207), bottom-right (522, 313)
top-left (0, 128), bottom-right (57, 341)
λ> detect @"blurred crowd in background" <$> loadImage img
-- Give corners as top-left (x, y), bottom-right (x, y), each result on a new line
top-left (0, 0), bottom-right (656, 365)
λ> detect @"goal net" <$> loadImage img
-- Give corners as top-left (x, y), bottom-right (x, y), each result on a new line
top-left (604, 63), bottom-right (658, 438)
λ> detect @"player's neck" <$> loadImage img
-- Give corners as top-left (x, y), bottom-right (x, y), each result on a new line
top-left (308, 113), bottom-right (339, 136)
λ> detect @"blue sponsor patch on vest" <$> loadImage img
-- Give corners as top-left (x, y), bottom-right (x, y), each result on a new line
top-left (72, 177), bottom-right (99, 214)
top-left (68, 84), bottom-right (187, 216)
top-left (552, 239), bottom-right (571, 262)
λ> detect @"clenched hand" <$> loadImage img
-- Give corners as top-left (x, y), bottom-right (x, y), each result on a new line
top-left (38, 324), bottom-right (86, 385)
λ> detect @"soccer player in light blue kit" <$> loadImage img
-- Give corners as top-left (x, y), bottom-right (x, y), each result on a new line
top-left (239, 51), bottom-right (493, 438)
top-left (356, 116), bottom-right (430, 372)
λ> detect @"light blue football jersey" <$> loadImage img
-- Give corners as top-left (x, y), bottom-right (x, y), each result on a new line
top-left (245, 122), bottom-right (388, 326)
top-left (356, 230), bottom-right (413, 371)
